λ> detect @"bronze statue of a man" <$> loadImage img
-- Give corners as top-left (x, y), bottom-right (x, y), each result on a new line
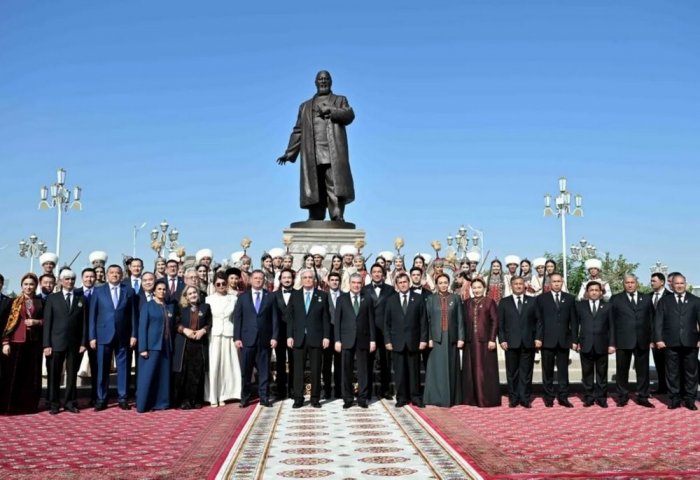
top-left (277, 70), bottom-right (355, 222)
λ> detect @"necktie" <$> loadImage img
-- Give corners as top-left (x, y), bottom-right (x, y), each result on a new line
top-left (133, 279), bottom-right (140, 292)
top-left (111, 286), bottom-right (119, 308)
top-left (592, 301), bottom-right (597, 316)
top-left (516, 296), bottom-right (522, 313)
top-left (653, 292), bottom-right (659, 307)
top-left (255, 291), bottom-right (261, 313)
top-left (629, 293), bottom-right (636, 306)
top-left (555, 293), bottom-right (560, 306)
top-left (677, 294), bottom-right (683, 305)
top-left (332, 291), bottom-right (338, 308)
top-left (65, 293), bottom-right (71, 309)
top-left (353, 295), bottom-right (359, 315)
top-left (401, 294), bottom-right (407, 314)
top-left (305, 291), bottom-right (311, 313)
top-left (170, 278), bottom-right (176, 293)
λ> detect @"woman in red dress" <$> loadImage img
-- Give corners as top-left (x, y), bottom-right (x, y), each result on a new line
top-left (0, 273), bottom-right (45, 414)
top-left (486, 259), bottom-right (505, 304)
top-left (462, 278), bottom-right (501, 407)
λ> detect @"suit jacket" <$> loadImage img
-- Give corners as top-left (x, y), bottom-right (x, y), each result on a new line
top-left (273, 289), bottom-right (293, 323)
top-left (286, 288), bottom-right (330, 348)
top-left (165, 276), bottom-right (185, 304)
top-left (498, 294), bottom-right (537, 349)
top-left (233, 289), bottom-right (279, 347)
top-left (327, 289), bottom-right (341, 324)
top-left (535, 291), bottom-right (577, 348)
top-left (0, 294), bottom-right (11, 336)
top-left (609, 291), bottom-right (653, 349)
top-left (43, 290), bottom-right (88, 351)
top-left (384, 290), bottom-right (428, 352)
top-left (654, 292), bottom-right (700, 347)
top-left (173, 303), bottom-right (212, 372)
top-left (138, 301), bottom-right (176, 353)
top-left (88, 283), bottom-right (137, 346)
top-left (362, 283), bottom-right (395, 334)
top-left (425, 293), bottom-right (465, 345)
top-left (575, 300), bottom-right (611, 355)
top-left (335, 291), bottom-right (375, 350)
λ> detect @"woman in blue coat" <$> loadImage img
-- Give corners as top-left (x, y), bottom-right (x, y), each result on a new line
top-left (173, 286), bottom-right (212, 409)
top-left (137, 278), bottom-right (176, 413)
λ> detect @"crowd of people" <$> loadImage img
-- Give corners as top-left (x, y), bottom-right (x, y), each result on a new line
top-left (0, 245), bottom-right (698, 415)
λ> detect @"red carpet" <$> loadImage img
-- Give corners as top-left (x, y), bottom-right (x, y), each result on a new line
top-left (412, 397), bottom-right (700, 479)
top-left (0, 400), bottom-right (255, 479)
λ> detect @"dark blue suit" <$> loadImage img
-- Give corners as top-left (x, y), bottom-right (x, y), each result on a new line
top-left (137, 300), bottom-right (175, 412)
top-left (233, 289), bottom-right (279, 402)
top-left (88, 282), bottom-right (137, 404)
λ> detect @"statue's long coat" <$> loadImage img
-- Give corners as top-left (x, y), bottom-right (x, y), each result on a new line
top-left (281, 93), bottom-right (355, 208)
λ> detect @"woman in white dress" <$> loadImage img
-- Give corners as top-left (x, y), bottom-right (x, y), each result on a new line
top-left (204, 271), bottom-right (241, 406)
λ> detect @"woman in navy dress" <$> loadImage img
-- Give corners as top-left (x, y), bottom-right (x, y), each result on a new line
top-left (137, 278), bottom-right (176, 413)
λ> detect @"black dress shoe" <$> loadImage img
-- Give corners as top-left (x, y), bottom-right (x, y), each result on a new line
top-left (583, 400), bottom-right (594, 407)
top-left (358, 400), bottom-right (368, 409)
top-left (637, 398), bottom-right (655, 408)
top-left (383, 393), bottom-right (394, 400)
top-left (49, 407), bottom-right (60, 415)
top-left (395, 400), bottom-right (407, 408)
top-left (596, 399), bottom-right (608, 408)
top-left (684, 401), bottom-right (698, 411)
top-left (616, 400), bottom-right (628, 408)
top-left (118, 401), bottom-right (131, 410)
top-left (260, 399), bottom-right (273, 407)
top-left (342, 401), bottom-right (353, 409)
top-left (668, 400), bottom-right (681, 410)
top-left (544, 399), bottom-right (554, 408)
top-left (412, 399), bottom-right (425, 408)
top-left (292, 400), bottom-right (304, 409)
top-left (521, 401), bottom-right (532, 409)
top-left (558, 398), bottom-right (574, 408)
top-left (181, 402), bottom-right (193, 410)
top-left (65, 405), bottom-right (80, 414)
top-left (508, 400), bottom-right (518, 408)
top-left (310, 401), bottom-right (321, 408)
top-left (94, 402), bottom-right (107, 411)
top-left (239, 400), bottom-right (249, 409)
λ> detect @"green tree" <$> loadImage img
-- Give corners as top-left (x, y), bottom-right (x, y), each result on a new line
top-left (543, 251), bottom-right (640, 296)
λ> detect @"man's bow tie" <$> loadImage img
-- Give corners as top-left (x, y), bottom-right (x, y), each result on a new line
top-left (283, 289), bottom-right (293, 294)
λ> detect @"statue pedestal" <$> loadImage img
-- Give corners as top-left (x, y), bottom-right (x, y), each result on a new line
top-left (283, 223), bottom-right (366, 269)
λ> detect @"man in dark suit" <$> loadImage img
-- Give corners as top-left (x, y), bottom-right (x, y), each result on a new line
top-left (323, 271), bottom-right (343, 399)
top-left (535, 272), bottom-right (577, 408)
top-left (654, 273), bottom-right (700, 410)
top-left (43, 269), bottom-right (88, 414)
top-left (123, 258), bottom-right (144, 295)
top-left (335, 273), bottom-right (376, 408)
top-left (233, 270), bottom-right (279, 408)
top-left (164, 259), bottom-right (185, 304)
top-left (650, 272), bottom-right (672, 394)
top-left (273, 268), bottom-right (295, 400)
top-left (499, 276), bottom-right (538, 408)
top-left (384, 272), bottom-right (427, 408)
top-left (75, 268), bottom-right (97, 405)
top-left (0, 274), bottom-right (10, 341)
top-left (363, 263), bottom-right (396, 399)
top-left (286, 269), bottom-right (331, 408)
top-left (575, 281), bottom-right (614, 408)
top-left (409, 267), bottom-right (433, 296)
top-left (610, 274), bottom-right (655, 408)
top-left (88, 264), bottom-right (137, 410)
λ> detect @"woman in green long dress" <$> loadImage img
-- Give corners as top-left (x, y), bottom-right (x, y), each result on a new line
top-left (423, 273), bottom-right (465, 407)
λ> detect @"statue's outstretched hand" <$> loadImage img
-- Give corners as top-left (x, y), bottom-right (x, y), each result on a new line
top-left (277, 156), bottom-right (288, 165)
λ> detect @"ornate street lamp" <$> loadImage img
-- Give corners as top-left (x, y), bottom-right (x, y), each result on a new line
top-left (544, 176), bottom-right (583, 284)
top-left (570, 238), bottom-right (597, 262)
top-left (38, 168), bottom-right (82, 258)
top-left (149, 220), bottom-right (180, 258)
top-left (19, 234), bottom-right (48, 272)
top-left (650, 260), bottom-right (668, 275)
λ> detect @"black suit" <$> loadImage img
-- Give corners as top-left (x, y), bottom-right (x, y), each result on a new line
top-left (43, 290), bottom-right (88, 409)
top-left (535, 291), bottom-right (577, 402)
top-left (650, 289), bottom-right (673, 393)
top-left (335, 291), bottom-right (375, 402)
top-left (384, 290), bottom-right (427, 404)
top-left (654, 292), bottom-right (700, 404)
top-left (286, 289), bottom-right (331, 403)
top-left (610, 291), bottom-right (654, 402)
top-left (363, 283), bottom-right (396, 398)
top-left (0, 294), bottom-right (11, 336)
top-left (75, 286), bottom-right (98, 404)
top-left (498, 294), bottom-right (537, 404)
top-left (323, 289), bottom-right (343, 398)
top-left (575, 300), bottom-right (612, 402)
top-left (273, 289), bottom-right (294, 398)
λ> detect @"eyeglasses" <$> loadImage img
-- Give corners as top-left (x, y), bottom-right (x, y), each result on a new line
top-left (215, 282), bottom-right (226, 287)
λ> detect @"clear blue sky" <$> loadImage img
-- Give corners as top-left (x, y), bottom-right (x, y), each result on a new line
top-left (1, 1), bottom-right (699, 292)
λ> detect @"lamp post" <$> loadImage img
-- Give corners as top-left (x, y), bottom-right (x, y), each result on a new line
top-left (132, 222), bottom-right (147, 258)
top-left (544, 177), bottom-right (583, 284)
top-left (570, 238), bottom-right (597, 262)
top-left (19, 234), bottom-right (48, 272)
top-left (149, 220), bottom-right (179, 258)
top-left (650, 260), bottom-right (668, 275)
top-left (446, 225), bottom-right (483, 263)
top-left (38, 168), bottom-right (82, 258)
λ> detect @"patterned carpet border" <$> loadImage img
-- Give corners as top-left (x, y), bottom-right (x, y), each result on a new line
top-left (409, 397), bottom-right (700, 480)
